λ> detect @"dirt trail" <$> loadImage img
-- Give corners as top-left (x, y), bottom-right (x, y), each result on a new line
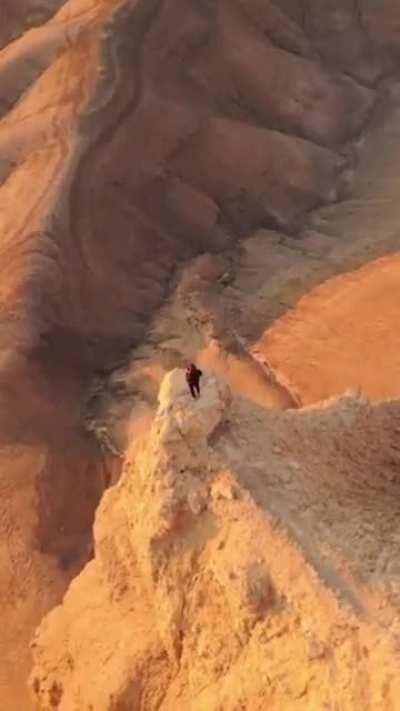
top-left (197, 340), bottom-right (294, 410)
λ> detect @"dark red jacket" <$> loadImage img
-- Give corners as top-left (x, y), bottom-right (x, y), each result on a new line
top-left (186, 365), bottom-right (202, 385)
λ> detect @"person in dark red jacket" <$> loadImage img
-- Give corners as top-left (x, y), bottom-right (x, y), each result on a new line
top-left (186, 363), bottom-right (202, 399)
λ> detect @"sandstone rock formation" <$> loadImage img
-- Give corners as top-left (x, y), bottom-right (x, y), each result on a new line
top-left (31, 372), bottom-right (400, 709)
top-left (2, 0), bottom-right (400, 708)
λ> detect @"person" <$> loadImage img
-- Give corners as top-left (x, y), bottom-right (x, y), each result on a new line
top-left (186, 363), bottom-right (202, 399)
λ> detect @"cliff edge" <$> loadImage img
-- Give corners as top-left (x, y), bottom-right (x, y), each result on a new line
top-left (31, 371), bottom-right (400, 710)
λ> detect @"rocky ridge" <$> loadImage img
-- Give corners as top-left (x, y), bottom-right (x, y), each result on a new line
top-left (31, 371), bottom-right (400, 710)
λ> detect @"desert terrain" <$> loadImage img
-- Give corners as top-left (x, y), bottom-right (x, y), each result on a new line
top-left (1, 1), bottom-right (400, 709)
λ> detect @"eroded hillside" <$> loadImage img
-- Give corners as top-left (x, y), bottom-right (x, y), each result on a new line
top-left (1, 0), bottom-right (400, 708)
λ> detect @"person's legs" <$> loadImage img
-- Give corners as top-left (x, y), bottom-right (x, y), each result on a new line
top-left (194, 381), bottom-right (200, 397)
top-left (189, 382), bottom-right (196, 398)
